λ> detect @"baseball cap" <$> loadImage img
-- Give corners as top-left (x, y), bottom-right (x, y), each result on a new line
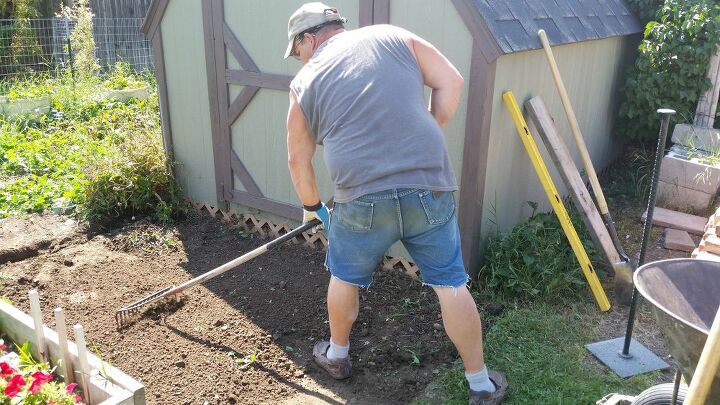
top-left (284, 2), bottom-right (347, 59)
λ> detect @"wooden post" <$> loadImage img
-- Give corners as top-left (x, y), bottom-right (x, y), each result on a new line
top-left (54, 308), bottom-right (74, 384)
top-left (684, 307), bottom-right (720, 404)
top-left (28, 290), bottom-right (47, 361)
top-left (695, 46), bottom-right (720, 128)
top-left (74, 324), bottom-right (92, 405)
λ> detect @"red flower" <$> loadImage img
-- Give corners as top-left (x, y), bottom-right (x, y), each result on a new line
top-left (75, 394), bottom-right (82, 402)
top-left (4, 374), bottom-right (26, 397)
top-left (0, 361), bottom-right (14, 377)
top-left (66, 382), bottom-right (78, 394)
top-left (28, 370), bottom-right (53, 394)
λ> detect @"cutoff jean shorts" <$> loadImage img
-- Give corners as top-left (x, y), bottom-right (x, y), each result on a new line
top-left (325, 188), bottom-right (469, 288)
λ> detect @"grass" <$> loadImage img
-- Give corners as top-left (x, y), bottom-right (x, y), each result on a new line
top-left (430, 302), bottom-right (658, 404)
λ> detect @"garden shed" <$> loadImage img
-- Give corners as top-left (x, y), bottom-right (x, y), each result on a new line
top-left (141, 0), bottom-right (641, 272)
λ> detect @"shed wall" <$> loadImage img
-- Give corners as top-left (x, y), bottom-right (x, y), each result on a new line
top-left (160, 0), bottom-right (217, 203)
top-left (482, 36), bottom-right (630, 241)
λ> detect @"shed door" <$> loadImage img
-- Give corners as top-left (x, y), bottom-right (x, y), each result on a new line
top-left (202, 0), bottom-right (388, 221)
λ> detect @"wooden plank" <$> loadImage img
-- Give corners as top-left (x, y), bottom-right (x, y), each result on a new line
top-left (222, 23), bottom-right (259, 72)
top-left (525, 96), bottom-right (622, 267)
top-left (226, 70), bottom-right (292, 90)
top-left (229, 190), bottom-right (303, 221)
top-left (359, 0), bottom-right (373, 27)
top-left (227, 86), bottom-right (260, 125)
top-left (641, 207), bottom-right (707, 235)
top-left (152, 31), bottom-right (174, 159)
top-left (202, 0), bottom-right (227, 202)
top-left (230, 150), bottom-right (263, 197)
top-left (211, 0), bottom-right (233, 201)
top-left (457, 45), bottom-right (496, 276)
top-left (665, 228), bottom-right (695, 252)
top-left (373, 0), bottom-right (390, 24)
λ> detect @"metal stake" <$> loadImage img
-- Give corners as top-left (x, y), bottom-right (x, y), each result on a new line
top-left (585, 109), bottom-right (675, 378)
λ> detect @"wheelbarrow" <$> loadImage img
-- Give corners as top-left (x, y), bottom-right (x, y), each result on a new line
top-left (599, 258), bottom-right (720, 404)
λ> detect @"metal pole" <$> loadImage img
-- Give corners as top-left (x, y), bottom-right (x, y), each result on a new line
top-left (64, 18), bottom-right (74, 79)
top-left (621, 108), bottom-right (675, 356)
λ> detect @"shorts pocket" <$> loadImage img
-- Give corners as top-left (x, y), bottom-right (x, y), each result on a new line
top-left (418, 190), bottom-right (455, 225)
top-left (335, 200), bottom-right (374, 231)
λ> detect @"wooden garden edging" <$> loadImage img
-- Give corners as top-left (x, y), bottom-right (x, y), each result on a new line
top-left (0, 298), bottom-right (145, 405)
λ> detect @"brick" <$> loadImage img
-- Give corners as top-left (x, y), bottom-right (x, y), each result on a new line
top-left (700, 234), bottom-right (720, 255)
top-left (657, 180), bottom-right (715, 212)
top-left (659, 154), bottom-right (720, 195)
top-left (664, 228), bottom-right (695, 252)
top-left (672, 124), bottom-right (720, 154)
top-left (692, 249), bottom-right (720, 262)
top-left (641, 207), bottom-right (707, 235)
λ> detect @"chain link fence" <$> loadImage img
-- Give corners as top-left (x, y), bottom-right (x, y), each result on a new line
top-left (0, 17), bottom-right (152, 79)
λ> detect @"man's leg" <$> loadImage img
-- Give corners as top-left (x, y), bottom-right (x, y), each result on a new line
top-left (327, 275), bottom-right (359, 346)
top-left (434, 286), bottom-right (484, 372)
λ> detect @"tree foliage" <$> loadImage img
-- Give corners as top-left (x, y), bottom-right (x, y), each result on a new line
top-left (618, 0), bottom-right (720, 143)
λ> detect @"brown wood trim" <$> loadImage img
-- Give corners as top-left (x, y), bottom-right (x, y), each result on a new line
top-left (457, 44), bottom-right (496, 277)
top-left (450, 0), bottom-right (502, 63)
top-left (229, 190), bottom-right (303, 221)
top-left (226, 70), bottom-right (293, 90)
top-left (227, 86), bottom-right (260, 125)
top-left (373, 0), bottom-right (390, 24)
top-left (222, 23), bottom-right (260, 72)
top-left (203, 0), bottom-right (231, 202)
top-left (141, 0), bottom-right (169, 37)
top-left (151, 30), bottom-right (173, 160)
top-left (211, 0), bottom-right (234, 201)
top-left (230, 150), bottom-right (264, 197)
top-left (359, 0), bottom-right (373, 27)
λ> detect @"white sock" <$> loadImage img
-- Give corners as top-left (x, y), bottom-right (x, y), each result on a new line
top-left (326, 339), bottom-right (349, 360)
top-left (465, 367), bottom-right (495, 393)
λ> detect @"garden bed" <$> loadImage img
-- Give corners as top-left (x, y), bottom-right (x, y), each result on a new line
top-left (1, 214), bottom-right (466, 404)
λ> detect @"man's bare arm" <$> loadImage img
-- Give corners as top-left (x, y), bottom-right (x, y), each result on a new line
top-left (287, 91), bottom-right (320, 206)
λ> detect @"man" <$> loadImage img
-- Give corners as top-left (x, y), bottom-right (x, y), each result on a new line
top-left (284, 3), bottom-right (507, 404)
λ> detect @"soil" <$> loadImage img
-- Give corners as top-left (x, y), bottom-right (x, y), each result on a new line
top-left (0, 214), bottom-right (466, 404)
top-left (0, 188), bottom-right (707, 404)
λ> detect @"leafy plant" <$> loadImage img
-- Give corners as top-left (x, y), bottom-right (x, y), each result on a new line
top-left (625, 0), bottom-right (665, 23)
top-left (64, 0), bottom-right (99, 78)
top-left (102, 61), bottom-right (146, 90)
top-left (0, 339), bottom-right (83, 404)
top-left (477, 202), bottom-right (602, 302)
top-left (618, 0), bottom-right (720, 143)
top-left (235, 351), bottom-right (260, 370)
top-left (9, 0), bottom-right (43, 75)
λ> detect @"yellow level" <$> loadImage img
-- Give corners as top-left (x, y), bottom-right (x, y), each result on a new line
top-left (502, 91), bottom-right (611, 312)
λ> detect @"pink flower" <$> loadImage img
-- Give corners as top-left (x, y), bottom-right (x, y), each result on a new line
top-left (28, 370), bottom-right (53, 394)
top-left (66, 382), bottom-right (78, 394)
top-left (0, 342), bottom-right (6, 351)
top-left (75, 394), bottom-right (83, 402)
top-left (0, 361), bottom-right (15, 377)
top-left (4, 374), bottom-right (26, 397)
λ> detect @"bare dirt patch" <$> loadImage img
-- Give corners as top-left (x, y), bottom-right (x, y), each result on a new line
top-left (1, 214), bottom-right (464, 404)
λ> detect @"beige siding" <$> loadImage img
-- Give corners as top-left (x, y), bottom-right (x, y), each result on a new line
top-left (387, 0), bottom-right (473, 188)
top-left (481, 36), bottom-right (630, 241)
top-left (161, 0), bottom-right (217, 203)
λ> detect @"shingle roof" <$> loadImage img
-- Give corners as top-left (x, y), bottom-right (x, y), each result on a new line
top-left (473, 0), bottom-right (642, 54)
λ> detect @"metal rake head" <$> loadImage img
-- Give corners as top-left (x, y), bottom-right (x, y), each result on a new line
top-left (115, 286), bottom-right (175, 328)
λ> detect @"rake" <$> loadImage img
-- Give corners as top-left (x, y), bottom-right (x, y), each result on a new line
top-left (115, 219), bottom-right (321, 328)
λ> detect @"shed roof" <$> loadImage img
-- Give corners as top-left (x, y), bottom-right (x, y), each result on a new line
top-left (474, 0), bottom-right (642, 54)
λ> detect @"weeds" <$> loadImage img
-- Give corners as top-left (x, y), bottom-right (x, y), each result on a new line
top-left (0, 69), bottom-right (187, 223)
top-left (477, 202), bottom-right (602, 303)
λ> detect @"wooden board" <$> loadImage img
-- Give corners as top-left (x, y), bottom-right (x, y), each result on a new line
top-left (664, 228), bottom-right (696, 252)
top-left (525, 97), bottom-right (622, 268)
top-left (641, 207), bottom-right (707, 235)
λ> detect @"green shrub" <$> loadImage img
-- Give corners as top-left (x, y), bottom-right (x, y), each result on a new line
top-left (625, 0), bottom-right (665, 23)
top-left (0, 73), bottom-right (187, 223)
top-left (477, 202), bottom-right (602, 303)
top-left (618, 0), bottom-right (720, 143)
top-left (102, 61), bottom-right (147, 90)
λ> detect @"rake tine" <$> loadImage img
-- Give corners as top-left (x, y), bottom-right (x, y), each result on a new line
top-left (116, 286), bottom-right (175, 328)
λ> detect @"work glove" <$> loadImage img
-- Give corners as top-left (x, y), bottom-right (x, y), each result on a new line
top-left (303, 201), bottom-right (330, 233)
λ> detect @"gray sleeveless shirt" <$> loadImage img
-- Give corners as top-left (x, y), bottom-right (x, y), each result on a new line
top-left (289, 24), bottom-right (457, 203)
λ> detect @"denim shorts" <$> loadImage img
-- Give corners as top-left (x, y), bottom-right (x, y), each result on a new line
top-left (325, 188), bottom-right (469, 288)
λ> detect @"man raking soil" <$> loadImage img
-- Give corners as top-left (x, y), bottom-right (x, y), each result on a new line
top-left (284, 3), bottom-right (507, 404)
